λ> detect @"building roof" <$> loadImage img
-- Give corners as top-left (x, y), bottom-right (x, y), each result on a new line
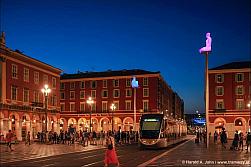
top-left (209, 61), bottom-right (251, 70)
top-left (1, 45), bottom-right (62, 73)
top-left (61, 69), bottom-right (160, 79)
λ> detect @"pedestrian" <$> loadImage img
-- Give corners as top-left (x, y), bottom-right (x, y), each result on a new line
top-left (213, 131), bottom-right (218, 143)
top-left (246, 132), bottom-right (251, 152)
top-left (104, 131), bottom-right (119, 167)
top-left (231, 130), bottom-right (239, 150)
top-left (239, 132), bottom-right (244, 151)
top-left (6, 130), bottom-right (14, 151)
top-left (220, 128), bottom-right (227, 149)
top-left (25, 131), bottom-right (31, 145)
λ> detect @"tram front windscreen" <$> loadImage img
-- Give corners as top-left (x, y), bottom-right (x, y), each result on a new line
top-left (140, 115), bottom-right (163, 139)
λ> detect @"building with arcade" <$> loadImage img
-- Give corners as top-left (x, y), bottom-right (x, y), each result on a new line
top-left (59, 69), bottom-right (185, 134)
top-left (208, 61), bottom-right (251, 138)
top-left (0, 33), bottom-right (62, 141)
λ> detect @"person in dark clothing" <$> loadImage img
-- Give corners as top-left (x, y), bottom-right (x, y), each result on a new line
top-left (220, 128), bottom-right (227, 149)
top-left (232, 130), bottom-right (239, 150)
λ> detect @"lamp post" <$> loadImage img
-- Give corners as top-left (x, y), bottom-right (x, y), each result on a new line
top-left (248, 101), bottom-right (251, 132)
top-left (41, 84), bottom-right (51, 133)
top-left (199, 32), bottom-right (212, 148)
top-left (131, 76), bottom-right (139, 131)
top-left (110, 103), bottom-right (116, 132)
top-left (87, 97), bottom-right (94, 132)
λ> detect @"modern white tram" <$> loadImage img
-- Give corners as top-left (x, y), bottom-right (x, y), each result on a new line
top-left (139, 113), bottom-right (187, 149)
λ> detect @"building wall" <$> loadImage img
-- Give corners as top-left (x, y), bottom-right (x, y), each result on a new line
top-left (209, 68), bottom-right (251, 138)
top-left (0, 46), bottom-right (62, 141)
top-left (60, 73), bottom-right (184, 132)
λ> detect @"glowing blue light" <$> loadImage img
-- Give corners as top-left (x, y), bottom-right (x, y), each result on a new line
top-left (131, 77), bottom-right (139, 88)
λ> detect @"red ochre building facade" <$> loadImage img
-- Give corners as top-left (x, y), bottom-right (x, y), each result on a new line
top-left (59, 70), bottom-right (185, 133)
top-left (0, 32), bottom-right (185, 141)
top-left (0, 33), bottom-right (62, 141)
top-left (208, 61), bottom-right (251, 138)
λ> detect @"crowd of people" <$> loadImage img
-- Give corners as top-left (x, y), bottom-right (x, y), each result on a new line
top-left (213, 128), bottom-right (251, 152)
top-left (32, 128), bottom-right (139, 147)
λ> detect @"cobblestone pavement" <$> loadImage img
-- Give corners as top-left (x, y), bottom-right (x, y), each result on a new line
top-left (0, 142), bottom-right (105, 164)
top-left (140, 137), bottom-right (251, 167)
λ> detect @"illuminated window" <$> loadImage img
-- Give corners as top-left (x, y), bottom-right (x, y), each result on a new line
top-left (215, 74), bottom-right (224, 83)
top-left (235, 119), bottom-right (243, 126)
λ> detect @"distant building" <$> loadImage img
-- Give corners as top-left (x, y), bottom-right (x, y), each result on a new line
top-left (0, 33), bottom-right (62, 140)
top-left (185, 113), bottom-right (205, 127)
top-left (59, 70), bottom-right (185, 133)
top-left (208, 61), bottom-right (251, 138)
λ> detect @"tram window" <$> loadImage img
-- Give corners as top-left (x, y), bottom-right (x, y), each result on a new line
top-left (142, 121), bottom-right (160, 130)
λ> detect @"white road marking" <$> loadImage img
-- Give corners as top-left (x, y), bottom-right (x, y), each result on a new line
top-left (137, 137), bottom-right (194, 167)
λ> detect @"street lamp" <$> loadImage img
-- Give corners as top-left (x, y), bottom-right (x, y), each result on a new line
top-left (110, 103), bottom-right (116, 132)
top-left (87, 97), bottom-right (94, 132)
top-left (248, 101), bottom-right (251, 132)
top-left (199, 32), bottom-right (212, 148)
top-left (131, 76), bottom-right (139, 131)
top-left (41, 84), bottom-right (51, 133)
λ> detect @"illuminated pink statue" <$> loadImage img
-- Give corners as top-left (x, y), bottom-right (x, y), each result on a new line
top-left (199, 32), bottom-right (212, 54)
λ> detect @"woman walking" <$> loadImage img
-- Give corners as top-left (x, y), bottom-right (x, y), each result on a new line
top-left (104, 131), bottom-right (119, 167)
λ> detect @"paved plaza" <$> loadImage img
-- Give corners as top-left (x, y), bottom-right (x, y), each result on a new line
top-left (0, 136), bottom-right (250, 167)
top-left (0, 142), bottom-right (105, 164)
top-left (140, 137), bottom-right (251, 167)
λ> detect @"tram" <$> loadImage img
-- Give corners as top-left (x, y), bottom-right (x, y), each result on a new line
top-left (139, 113), bottom-right (187, 149)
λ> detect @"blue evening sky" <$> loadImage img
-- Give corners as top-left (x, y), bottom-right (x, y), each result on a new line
top-left (1, 0), bottom-right (250, 113)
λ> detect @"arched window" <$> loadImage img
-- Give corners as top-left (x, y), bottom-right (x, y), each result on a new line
top-left (235, 119), bottom-right (243, 126)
